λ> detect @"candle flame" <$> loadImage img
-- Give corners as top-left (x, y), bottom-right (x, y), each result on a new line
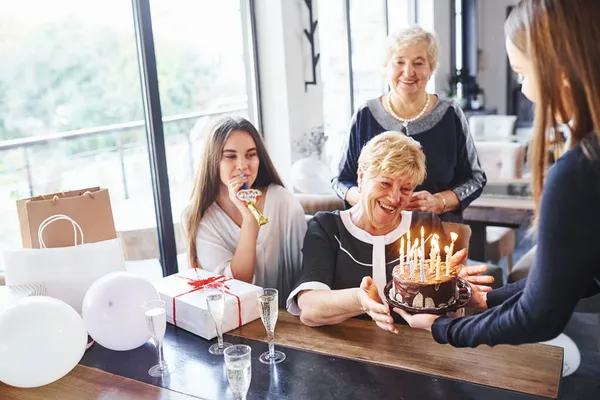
top-left (450, 232), bottom-right (458, 242)
top-left (400, 237), bottom-right (404, 251)
top-left (421, 226), bottom-right (424, 237)
top-left (444, 245), bottom-right (450, 253)
top-left (407, 230), bottom-right (410, 240)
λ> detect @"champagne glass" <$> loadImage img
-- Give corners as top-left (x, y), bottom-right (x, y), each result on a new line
top-left (224, 344), bottom-right (252, 400)
top-left (144, 299), bottom-right (170, 377)
top-left (205, 282), bottom-right (232, 355)
top-left (258, 288), bottom-right (285, 364)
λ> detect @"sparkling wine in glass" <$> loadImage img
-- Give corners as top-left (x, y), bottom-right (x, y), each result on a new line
top-left (144, 299), bottom-right (171, 377)
top-left (258, 288), bottom-right (285, 364)
top-left (224, 344), bottom-right (252, 400)
top-left (205, 282), bottom-right (232, 355)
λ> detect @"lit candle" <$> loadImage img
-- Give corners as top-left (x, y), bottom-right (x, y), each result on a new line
top-left (429, 236), bottom-right (438, 273)
top-left (448, 232), bottom-right (458, 259)
top-left (406, 230), bottom-right (411, 264)
top-left (436, 254), bottom-right (441, 280)
top-left (429, 236), bottom-right (436, 264)
top-left (400, 237), bottom-right (405, 275)
top-left (420, 226), bottom-right (425, 259)
top-left (445, 245), bottom-right (451, 276)
top-left (420, 246), bottom-right (425, 283)
top-left (412, 239), bottom-right (419, 280)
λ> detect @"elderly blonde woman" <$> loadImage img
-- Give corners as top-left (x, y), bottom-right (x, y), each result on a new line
top-left (288, 132), bottom-right (493, 330)
top-left (332, 26), bottom-right (486, 223)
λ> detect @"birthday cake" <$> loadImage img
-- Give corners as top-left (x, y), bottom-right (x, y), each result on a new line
top-left (391, 261), bottom-right (459, 309)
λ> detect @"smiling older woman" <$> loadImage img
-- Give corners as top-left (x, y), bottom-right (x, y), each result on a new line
top-left (332, 26), bottom-right (486, 223)
top-left (287, 132), bottom-right (493, 331)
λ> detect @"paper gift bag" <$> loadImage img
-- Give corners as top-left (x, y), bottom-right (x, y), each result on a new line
top-left (4, 215), bottom-right (126, 314)
top-left (0, 283), bottom-right (46, 314)
top-left (153, 269), bottom-right (261, 340)
top-left (17, 187), bottom-right (116, 248)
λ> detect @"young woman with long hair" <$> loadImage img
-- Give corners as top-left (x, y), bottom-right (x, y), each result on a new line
top-left (399, 0), bottom-right (600, 347)
top-left (183, 117), bottom-right (306, 306)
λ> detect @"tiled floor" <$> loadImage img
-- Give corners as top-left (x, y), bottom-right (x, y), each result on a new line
top-left (560, 313), bottom-right (600, 399)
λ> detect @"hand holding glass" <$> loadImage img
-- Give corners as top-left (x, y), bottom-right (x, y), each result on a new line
top-left (224, 344), bottom-right (252, 400)
top-left (258, 288), bottom-right (285, 364)
top-left (144, 299), bottom-right (170, 377)
top-left (205, 282), bottom-right (232, 355)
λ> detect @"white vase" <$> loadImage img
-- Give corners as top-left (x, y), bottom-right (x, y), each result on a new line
top-left (291, 156), bottom-right (332, 194)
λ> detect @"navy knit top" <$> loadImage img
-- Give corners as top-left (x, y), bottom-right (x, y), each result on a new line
top-left (332, 97), bottom-right (487, 223)
top-left (432, 134), bottom-right (600, 347)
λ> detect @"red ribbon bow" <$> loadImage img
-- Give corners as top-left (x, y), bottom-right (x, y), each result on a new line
top-left (172, 270), bottom-right (242, 329)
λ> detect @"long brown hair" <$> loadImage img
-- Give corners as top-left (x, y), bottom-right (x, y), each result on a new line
top-left (505, 0), bottom-right (600, 224)
top-left (183, 116), bottom-right (284, 269)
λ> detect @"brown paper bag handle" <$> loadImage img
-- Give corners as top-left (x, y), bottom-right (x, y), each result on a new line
top-left (37, 214), bottom-right (84, 248)
top-left (34, 190), bottom-right (95, 204)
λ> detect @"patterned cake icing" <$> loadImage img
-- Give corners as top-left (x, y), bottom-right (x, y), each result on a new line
top-left (391, 261), bottom-right (459, 309)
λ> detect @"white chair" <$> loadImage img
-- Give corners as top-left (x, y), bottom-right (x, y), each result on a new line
top-left (475, 141), bottom-right (527, 273)
top-left (469, 115), bottom-right (518, 140)
top-left (475, 141), bottom-right (527, 180)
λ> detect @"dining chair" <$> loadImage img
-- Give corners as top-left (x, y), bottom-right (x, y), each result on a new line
top-left (474, 141), bottom-right (528, 273)
top-left (469, 115), bottom-right (518, 141)
top-left (442, 222), bottom-right (503, 289)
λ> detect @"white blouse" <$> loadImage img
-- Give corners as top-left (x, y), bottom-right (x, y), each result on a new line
top-left (195, 184), bottom-right (307, 306)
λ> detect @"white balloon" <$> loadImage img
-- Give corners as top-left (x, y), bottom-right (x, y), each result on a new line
top-left (0, 296), bottom-right (87, 388)
top-left (82, 271), bottom-right (159, 351)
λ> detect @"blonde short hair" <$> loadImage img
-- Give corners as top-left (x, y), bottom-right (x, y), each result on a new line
top-left (358, 131), bottom-right (426, 185)
top-left (383, 26), bottom-right (439, 71)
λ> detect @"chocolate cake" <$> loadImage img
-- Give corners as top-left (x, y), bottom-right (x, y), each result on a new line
top-left (391, 261), bottom-right (459, 309)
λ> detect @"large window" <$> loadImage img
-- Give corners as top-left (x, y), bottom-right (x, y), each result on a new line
top-left (150, 0), bottom-right (255, 226)
top-left (319, 0), bottom-right (416, 171)
top-left (0, 0), bottom-right (257, 273)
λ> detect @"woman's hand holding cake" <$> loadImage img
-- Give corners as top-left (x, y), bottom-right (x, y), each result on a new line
top-left (357, 277), bottom-right (399, 335)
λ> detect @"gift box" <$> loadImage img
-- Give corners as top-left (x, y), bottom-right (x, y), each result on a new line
top-left (0, 283), bottom-right (46, 314)
top-left (153, 269), bottom-right (261, 340)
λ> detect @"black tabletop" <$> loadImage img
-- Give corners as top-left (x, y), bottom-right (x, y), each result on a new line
top-left (79, 325), bottom-right (549, 400)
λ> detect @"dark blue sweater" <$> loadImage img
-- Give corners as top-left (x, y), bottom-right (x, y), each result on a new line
top-left (432, 135), bottom-right (600, 347)
top-left (332, 97), bottom-right (487, 223)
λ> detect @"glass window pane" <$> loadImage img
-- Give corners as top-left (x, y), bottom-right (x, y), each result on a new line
top-left (387, 0), bottom-right (414, 33)
top-left (150, 0), bottom-right (255, 267)
top-left (0, 1), bottom-right (160, 273)
top-left (318, 0), bottom-right (352, 171)
top-left (319, 0), bottom-right (416, 174)
top-left (349, 0), bottom-right (388, 110)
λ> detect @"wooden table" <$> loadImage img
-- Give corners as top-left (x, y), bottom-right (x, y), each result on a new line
top-left (0, 365), bottom-right (194, 400)
top-left (230, 312), bottom-right (563, 399)
top-left (464, 195), bottom-right (535, 261)
top-left (1, 312), bottom-right (563, 399)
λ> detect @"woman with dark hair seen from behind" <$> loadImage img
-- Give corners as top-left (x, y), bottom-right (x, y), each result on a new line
top-left (183, 117), bottom-right (306, 307)
top-left (398, 0), bottom-right (600, 347)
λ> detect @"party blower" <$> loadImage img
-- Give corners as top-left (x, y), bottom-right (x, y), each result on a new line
top-left (236, 178), bottom-right (268, 226)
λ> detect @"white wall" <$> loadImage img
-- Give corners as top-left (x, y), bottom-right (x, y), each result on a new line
top-left (477, 0), bottom-right (517, 115)
top-left (253, 0), bottom-right (325, 187)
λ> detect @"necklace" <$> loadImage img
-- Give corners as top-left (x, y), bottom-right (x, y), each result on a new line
top-left (386, 92), bottom-right (431, 131)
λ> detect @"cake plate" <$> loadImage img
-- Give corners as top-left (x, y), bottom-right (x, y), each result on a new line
top-left (385, 276), bottom-right (472, 315)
